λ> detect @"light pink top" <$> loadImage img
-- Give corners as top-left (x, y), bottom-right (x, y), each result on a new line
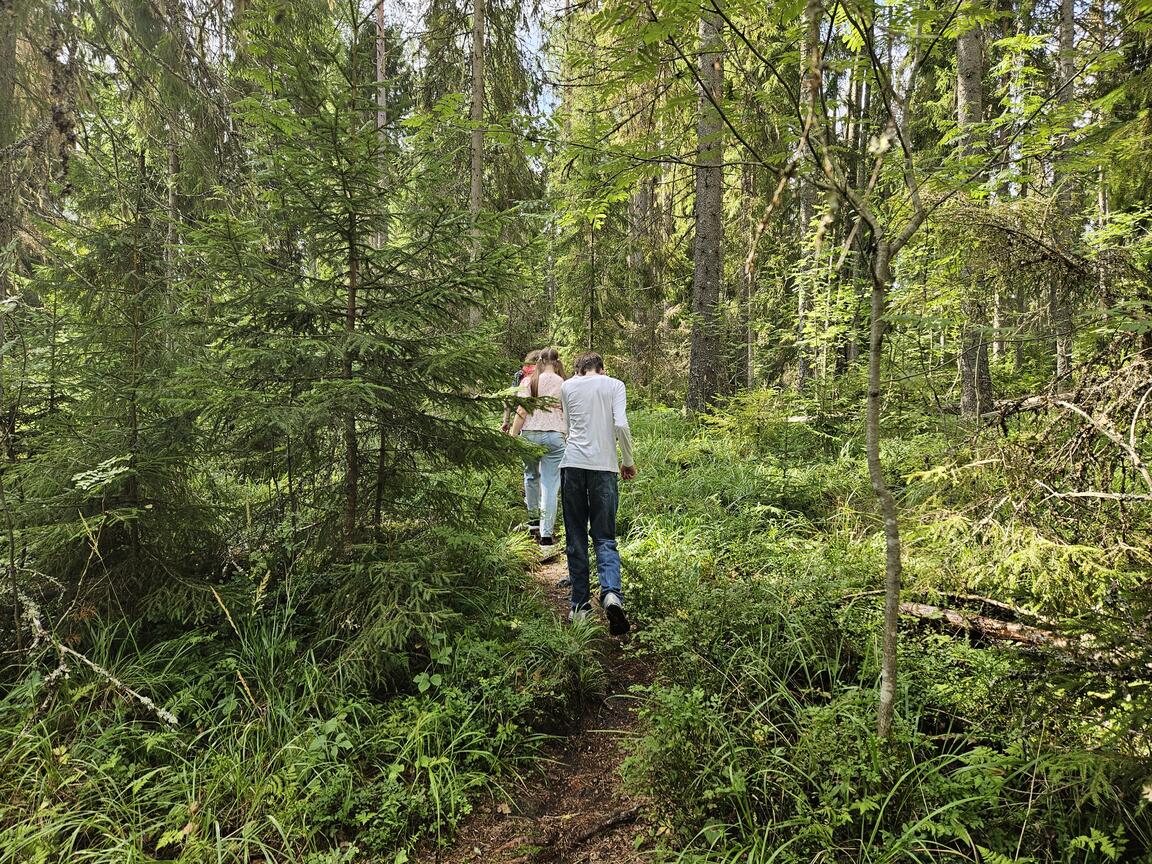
top-left (518, 371), bottom-right (566, 433)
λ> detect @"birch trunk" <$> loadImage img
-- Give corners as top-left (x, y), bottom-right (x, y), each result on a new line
top-left (870, 240), bottom-right (903, 739)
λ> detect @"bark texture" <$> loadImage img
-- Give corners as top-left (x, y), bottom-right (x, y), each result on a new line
top-left (373, 0), bottom-right (390, 531)
top-left (1052, 0), bottom-right (1076, 378)
top-left (469, 0), bottom-right (486, 239)
top-left (870, 241), bottom-right (903, 740)
top-left (685, 8), bottom-right (724, 413)
top-left (957, 18), bottom-right (993, 419)
top-left (344, 214), bottom-right (359, 541)
top-left (794, 0), bottom-right (820, 392)
top-left (0, 0), bottom-right (19, 647)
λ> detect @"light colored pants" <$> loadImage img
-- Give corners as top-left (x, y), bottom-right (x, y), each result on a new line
top-left (522, 430), bottom-right (565, 539)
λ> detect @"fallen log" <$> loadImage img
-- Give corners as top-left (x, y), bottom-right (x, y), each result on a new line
top-left (900, 602), bottom-right (1071, 649)
top-left (940, 593), bottom-right (1054, 625)
top-left (899, 602), bottom-right (1152, 677)
top-left (932, 392), bottom-right (1072, 418)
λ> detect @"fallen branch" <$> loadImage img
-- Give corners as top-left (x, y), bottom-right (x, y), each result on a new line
top-left (527, 806), bottom-right (642, 862)
top-left (15, 586), bottom-right (179, 728)
top-left (1050, 399), bottom-right (1152, 491)
top-left (1036, 485), bottom-right (1152, 503)
top-left (56, 643), bottom-right (180, 726)
top-left (970, 392), bottom-right (1075, 419)
top-left (901, 601), bottom-right (1152, 676)
top-left (942, 592), bottom-right (1054, 625)
top-left (844, 591), bottom-right (1051, 625)
top-left (900, 601), bottom-right (1067, 648)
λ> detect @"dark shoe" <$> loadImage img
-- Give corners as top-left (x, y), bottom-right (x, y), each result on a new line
top-left (602, 592), bottom-right (631, 636)
top-left (528, 522), bottom-right (540, 541)
top-left (539, 536), bottom-right (561, 561)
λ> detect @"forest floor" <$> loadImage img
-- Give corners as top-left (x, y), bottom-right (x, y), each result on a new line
top-left (417, 553), bottom-right (655, 864)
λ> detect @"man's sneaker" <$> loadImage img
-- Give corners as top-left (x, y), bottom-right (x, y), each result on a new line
top-left (528, 522), bottom-right (540, 541)
top-left (538, 535), bottom-right (560, 556)
top-left (602, 592), bottom-right (631, 636)
top-left (568, 604), bottom-right (591, 624)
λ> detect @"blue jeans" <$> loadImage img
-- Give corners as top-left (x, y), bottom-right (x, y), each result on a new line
top-left (522, 431), bottom-right (565, 538)
top-left (561, 467), bottom-right (622, 610)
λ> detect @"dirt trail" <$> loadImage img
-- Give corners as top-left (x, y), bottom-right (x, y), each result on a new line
top-left (419, 554), bottom-right (654, 864)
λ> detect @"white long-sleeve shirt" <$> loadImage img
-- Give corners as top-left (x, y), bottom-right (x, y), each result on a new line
top-left (559, 373), bottom-right (635, 473)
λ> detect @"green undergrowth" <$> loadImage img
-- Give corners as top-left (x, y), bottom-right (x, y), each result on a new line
top-left (619, 398), bottom-right (1152, 863)
top-left (0, 523), bottom-right (606, 863)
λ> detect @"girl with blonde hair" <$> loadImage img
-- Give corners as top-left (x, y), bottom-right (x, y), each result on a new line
top-left (509, 348), bottom-right (567, 549)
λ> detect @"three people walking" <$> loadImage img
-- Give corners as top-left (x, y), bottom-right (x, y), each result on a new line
top-left (507, 348), bottom-right (636, 636)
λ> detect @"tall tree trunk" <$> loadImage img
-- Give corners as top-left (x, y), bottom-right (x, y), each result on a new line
top-left (686, 7), bottom-right (724, 413)
top-left (469, 0), bottom-right (485, 252)
top-left (957, 17), bottom-right (993, 419)
top-left (166, 139), bottom-right (179, 286)
top-left (1052, 0), bottom-right (1076, 379)
top-left (740, 162), bottom-right (755, 389)
top-left (992, 289), bottom-right (1003, 359)
top-left (344, 42), bottom-right (361, 542)
top-left (373, 0), bottom-right (389, 531)
top-left (628, 176), bottom-right (657, 389)
top-left (959, 306), bottom-right (993, 418)
top-left (870, 240), bottom-right (903, 739)
top-left (162, 0), bottom-right (184, 300)
top-left (344, 214), bottom-right (359, 541)
top-left (846, 73), bottom-right (869, 367)
top-left (127, 149), bottom-right (146, 560)
top-left (376, 0), bottom-right (389, 210)
top-left (588, 221), bottom-right (596, 347)
top-left (465, 0), bottom-right (486, 327)
top-left (795, 0), bottom-right (819, 393)
top-left (231, 0), bottom-right (247, 61)
top-left (0, 0), bottom-right (20, 648)
top-left (988, 1), bottom-right (1012, 370)
top-left (1014, 282), bottom-right (1026, 370)
top-left (1096, 166), bottom-right (1107, 222)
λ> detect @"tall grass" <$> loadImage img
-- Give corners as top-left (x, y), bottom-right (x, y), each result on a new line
top-left (620, 403), bottom-right (1151, 863)
top-left (0, 520), bottom-right (606, 863)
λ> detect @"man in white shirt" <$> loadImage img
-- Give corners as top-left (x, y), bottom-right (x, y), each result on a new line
top-left (560, 351), bottom-right (638, 636)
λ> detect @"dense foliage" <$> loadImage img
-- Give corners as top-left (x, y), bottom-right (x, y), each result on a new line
top-left (1, 0), bottom-right (1150, 861)
top-left (621, 405), bottom-right (1151, 861)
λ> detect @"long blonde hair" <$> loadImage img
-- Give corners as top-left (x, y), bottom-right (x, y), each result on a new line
top-left (530, 347), bottom-right (566, 397)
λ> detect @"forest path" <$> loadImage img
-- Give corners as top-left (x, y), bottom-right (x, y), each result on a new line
top-left (418, 554), bottom-right (654, 864)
